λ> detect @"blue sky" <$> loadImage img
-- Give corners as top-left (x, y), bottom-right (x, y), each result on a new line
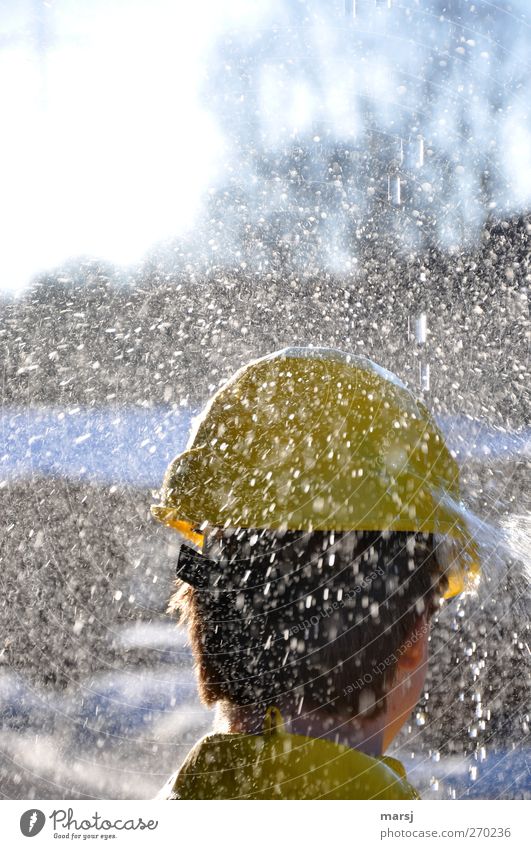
top-left (0, 0), bottom-right (529, 292)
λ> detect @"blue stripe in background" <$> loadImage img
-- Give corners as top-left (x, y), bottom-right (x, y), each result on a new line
top-left (1, 407), bottom-right (529, 487)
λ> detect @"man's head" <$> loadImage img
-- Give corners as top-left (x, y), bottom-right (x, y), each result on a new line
top-left (169, 527), bottom-right (447, 723)
top-left (152, 347), bottom-right (478, 734)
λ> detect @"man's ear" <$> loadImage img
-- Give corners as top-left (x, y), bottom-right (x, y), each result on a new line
top-left (395, 615), bottom-right (429, 672)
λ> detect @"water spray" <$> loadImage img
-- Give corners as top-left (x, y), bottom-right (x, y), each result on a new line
top-left (415, 312), bottom-right (430, 394)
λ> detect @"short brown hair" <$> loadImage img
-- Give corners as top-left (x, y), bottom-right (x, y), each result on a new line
top-left (170, 529), bottom-right (447, 717)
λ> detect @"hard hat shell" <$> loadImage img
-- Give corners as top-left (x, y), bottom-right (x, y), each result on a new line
top-left (151, 347), bottom-right (479, 597)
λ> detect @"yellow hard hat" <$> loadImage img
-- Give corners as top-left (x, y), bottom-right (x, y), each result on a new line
top-left (151, 347), bottom-right (479, 597)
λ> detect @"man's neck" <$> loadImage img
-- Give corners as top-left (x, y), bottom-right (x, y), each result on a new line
top-left (215, 701), bottom-right (387, 757)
